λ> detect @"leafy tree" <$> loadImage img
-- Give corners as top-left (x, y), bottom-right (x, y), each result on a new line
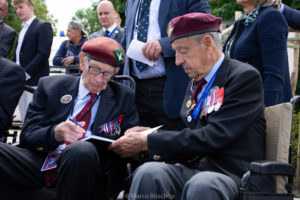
top-left (209, 0), bottom-right (297, 20)
top-left (209, 0), bottom-right (242, 21)
top-left (4, 0), bottom-right (57, 34)
top-left (73, 1), bottom-right (99, 35)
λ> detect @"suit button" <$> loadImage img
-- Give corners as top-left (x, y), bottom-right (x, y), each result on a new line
top-left (153, 155), bottom-right (161, 161)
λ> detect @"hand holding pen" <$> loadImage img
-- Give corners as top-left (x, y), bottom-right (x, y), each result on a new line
top-left (53, 117), bottom-right (86, 144)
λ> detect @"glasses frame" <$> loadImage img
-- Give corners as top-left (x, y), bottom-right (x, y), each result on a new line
top-left (88, 66), bottom-right (115, 80)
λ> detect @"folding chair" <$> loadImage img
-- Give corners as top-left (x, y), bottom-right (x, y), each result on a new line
top-left (238, 96), bottom-right (300, 200)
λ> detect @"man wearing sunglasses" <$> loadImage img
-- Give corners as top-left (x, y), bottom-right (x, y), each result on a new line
top-left (0, 37), bottom-right (139, 200)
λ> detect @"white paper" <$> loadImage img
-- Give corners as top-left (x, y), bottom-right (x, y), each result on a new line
top-left (140, 125), bottom-right (163, 136)
top-left (126, 39), bottom-right (157, 67)
top-left (83, 135), bottom-right (115, 143)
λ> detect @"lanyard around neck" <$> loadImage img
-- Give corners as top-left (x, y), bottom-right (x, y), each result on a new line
top-left (192, 69), bottom-right (219, 122)
top-left (108, 26), bottom-right (118, 38)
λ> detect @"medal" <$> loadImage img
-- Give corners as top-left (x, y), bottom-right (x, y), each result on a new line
top-left (113, 125), bottom-right (121, 138)
top-left (215, 102), bottom-right (221, 111)
top-left (187, 115), bottom-right (192, 123)
top-left (60, 94), bottom-right (72, 104)
top-left (186, 99), bottom-right (192, 108)
top-left (207, 105), bottom-right (215, 114)
top-left (209, 86), bottom-right (219, 95)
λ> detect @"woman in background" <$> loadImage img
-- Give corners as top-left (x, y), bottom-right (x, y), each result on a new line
top-left (53, 21), bottom-right (87, 73)
top-left (223, 0), bottom-right (292, 107)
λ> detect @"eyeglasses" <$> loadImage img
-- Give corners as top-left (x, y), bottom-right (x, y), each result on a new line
top-left (88, 66), bottom-right (115, 80)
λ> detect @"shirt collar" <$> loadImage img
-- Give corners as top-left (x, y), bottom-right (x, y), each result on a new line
top-left (279, 3), bottom-right (285, 13)
top-left (103, 23), bottom-right (117, 33)
top-left (204, 53), bottom-right (225, 83)
top-left (22, 16), bottom-right (36, 28)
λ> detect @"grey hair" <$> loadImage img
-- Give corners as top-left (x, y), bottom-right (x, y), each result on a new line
top-left (190, 32), bottom-right (222, 50)
top-left (253, 0), bottom-right (277, 7)
top-left (68, 21), bottom-right (87, 36)
top-left (83, 54), bottom-right (89, 67)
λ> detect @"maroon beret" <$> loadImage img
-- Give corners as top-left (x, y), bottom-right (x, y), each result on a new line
top-left (167, 13), bottom-right (222, 43)
top-left (81, 37), bottom-right (125, 67)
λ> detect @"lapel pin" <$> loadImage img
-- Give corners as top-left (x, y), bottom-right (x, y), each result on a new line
top-left (60, 94), bottom-right (72, 104)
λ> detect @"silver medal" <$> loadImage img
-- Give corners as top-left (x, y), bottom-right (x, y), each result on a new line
top-left (187, 115), bottom-right (192, 123)
top-left (214, 102), bottom-right (221, 111)
top-left (60, 94), bottom-right (72, 104)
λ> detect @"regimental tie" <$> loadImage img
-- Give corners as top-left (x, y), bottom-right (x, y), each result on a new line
top-left (76, 93), bottom-right (97, 131)
top-left (136, 0), bottom-right (151, 72)
top-left (104, 30), bottom-right (110, 37)
top-left (191, 79), bottom-right (207, 103)
top-left (44, 93), bottom-right (97, 188)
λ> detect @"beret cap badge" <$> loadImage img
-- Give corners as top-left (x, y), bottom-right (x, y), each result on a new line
top-left (113, 49), bottom-right (124, 64)
top-left (167, 23), bottom-right (174, 39)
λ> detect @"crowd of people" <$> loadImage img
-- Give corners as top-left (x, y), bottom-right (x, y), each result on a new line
top-left (0, 0), bottom-right (299, 199)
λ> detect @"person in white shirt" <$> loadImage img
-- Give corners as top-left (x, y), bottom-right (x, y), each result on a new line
top-left (12, 0), bottom-right (53, 122)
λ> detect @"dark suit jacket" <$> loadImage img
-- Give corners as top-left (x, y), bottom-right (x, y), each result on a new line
top-left (20, 75), bottom-right (139, 153)
top-left (89, 26), bottom-right (124, 44)
top-left (0, 57), bottom-right (25, 133)
top-left (282, 4), bottom-right (300, 31)
top-left (14, 18), bottom-right (53, 86)
top-left (224, 6), bottom-right (292, 107)
top-left (0, 21), bottom-right (16, 58)
top-left (122, 0), bottom-right (210, 118)
top-left (148, 57), bottom-right (266, 187)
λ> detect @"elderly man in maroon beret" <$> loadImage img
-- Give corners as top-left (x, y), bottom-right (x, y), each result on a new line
top-left (110, 13), bottom-right (268, 199)
top-left (0, 37), bottom-right (139, 200)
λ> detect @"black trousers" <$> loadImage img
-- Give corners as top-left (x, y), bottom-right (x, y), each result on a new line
top-left (0, 141), bottom-right (127, 200)
top-left (134, 76), bottom-right (186, 131)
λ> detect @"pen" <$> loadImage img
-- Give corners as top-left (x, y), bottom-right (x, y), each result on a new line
top-left (69, 117), bottom-right (84, 129)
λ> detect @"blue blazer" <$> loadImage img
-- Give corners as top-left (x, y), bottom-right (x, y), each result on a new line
top-left (282, 4), bottom-right (300, 31)
top-left (122, 0), bottom-right (210, 118)
top-left (14, 18), bottom-right (53, 86)
top-left (224, 6), bottom-right (292, 107)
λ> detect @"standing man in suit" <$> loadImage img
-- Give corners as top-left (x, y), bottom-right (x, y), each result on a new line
top-left (0, 0), bottom-right (16, 58)
top-left (89, 0), bottom-right (123, 44)
top-left (0, 37), bottom-right (139, 200)
top-left (122, 0), bottom-right (210, 131)
top-left (111, 13), bottom-right (267, 200)
top-left (0, 57), bottom-right (25, 140)
top-left (11, 0), bottom-right (53, 122)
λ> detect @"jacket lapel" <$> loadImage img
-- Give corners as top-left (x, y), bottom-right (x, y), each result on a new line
top-left (213, 57), bottom-right (231, 88)
top-left (158, 0), bottom-right (172, 31)
top-left (55, 76), bottom-right (80, 122)
top-left (92, 83), bottom-right (115, 134)
top-left (21, 18), bottom-right (38, 51)
top-left (126, 0), bottom-right (140, 43)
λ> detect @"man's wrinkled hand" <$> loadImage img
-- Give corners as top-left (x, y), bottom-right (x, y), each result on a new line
top-left (54, 121), bottom-right (85, 143)
top-left (108, 132), bottom-right (148, 158)
top-left (142, 40), bottom-right (162, 61)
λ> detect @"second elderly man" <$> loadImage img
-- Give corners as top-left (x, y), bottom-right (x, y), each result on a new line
top-left (110, 13), bottom-right (268, 200)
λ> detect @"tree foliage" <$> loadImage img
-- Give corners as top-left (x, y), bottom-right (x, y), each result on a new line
top-left (209, 0), bottom-right (297, 20)
top-left (4, 0), bottom-right (57, 34)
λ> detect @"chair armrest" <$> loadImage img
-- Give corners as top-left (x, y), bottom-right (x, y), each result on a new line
top-left (250, 161), bottom-right (295, 176)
